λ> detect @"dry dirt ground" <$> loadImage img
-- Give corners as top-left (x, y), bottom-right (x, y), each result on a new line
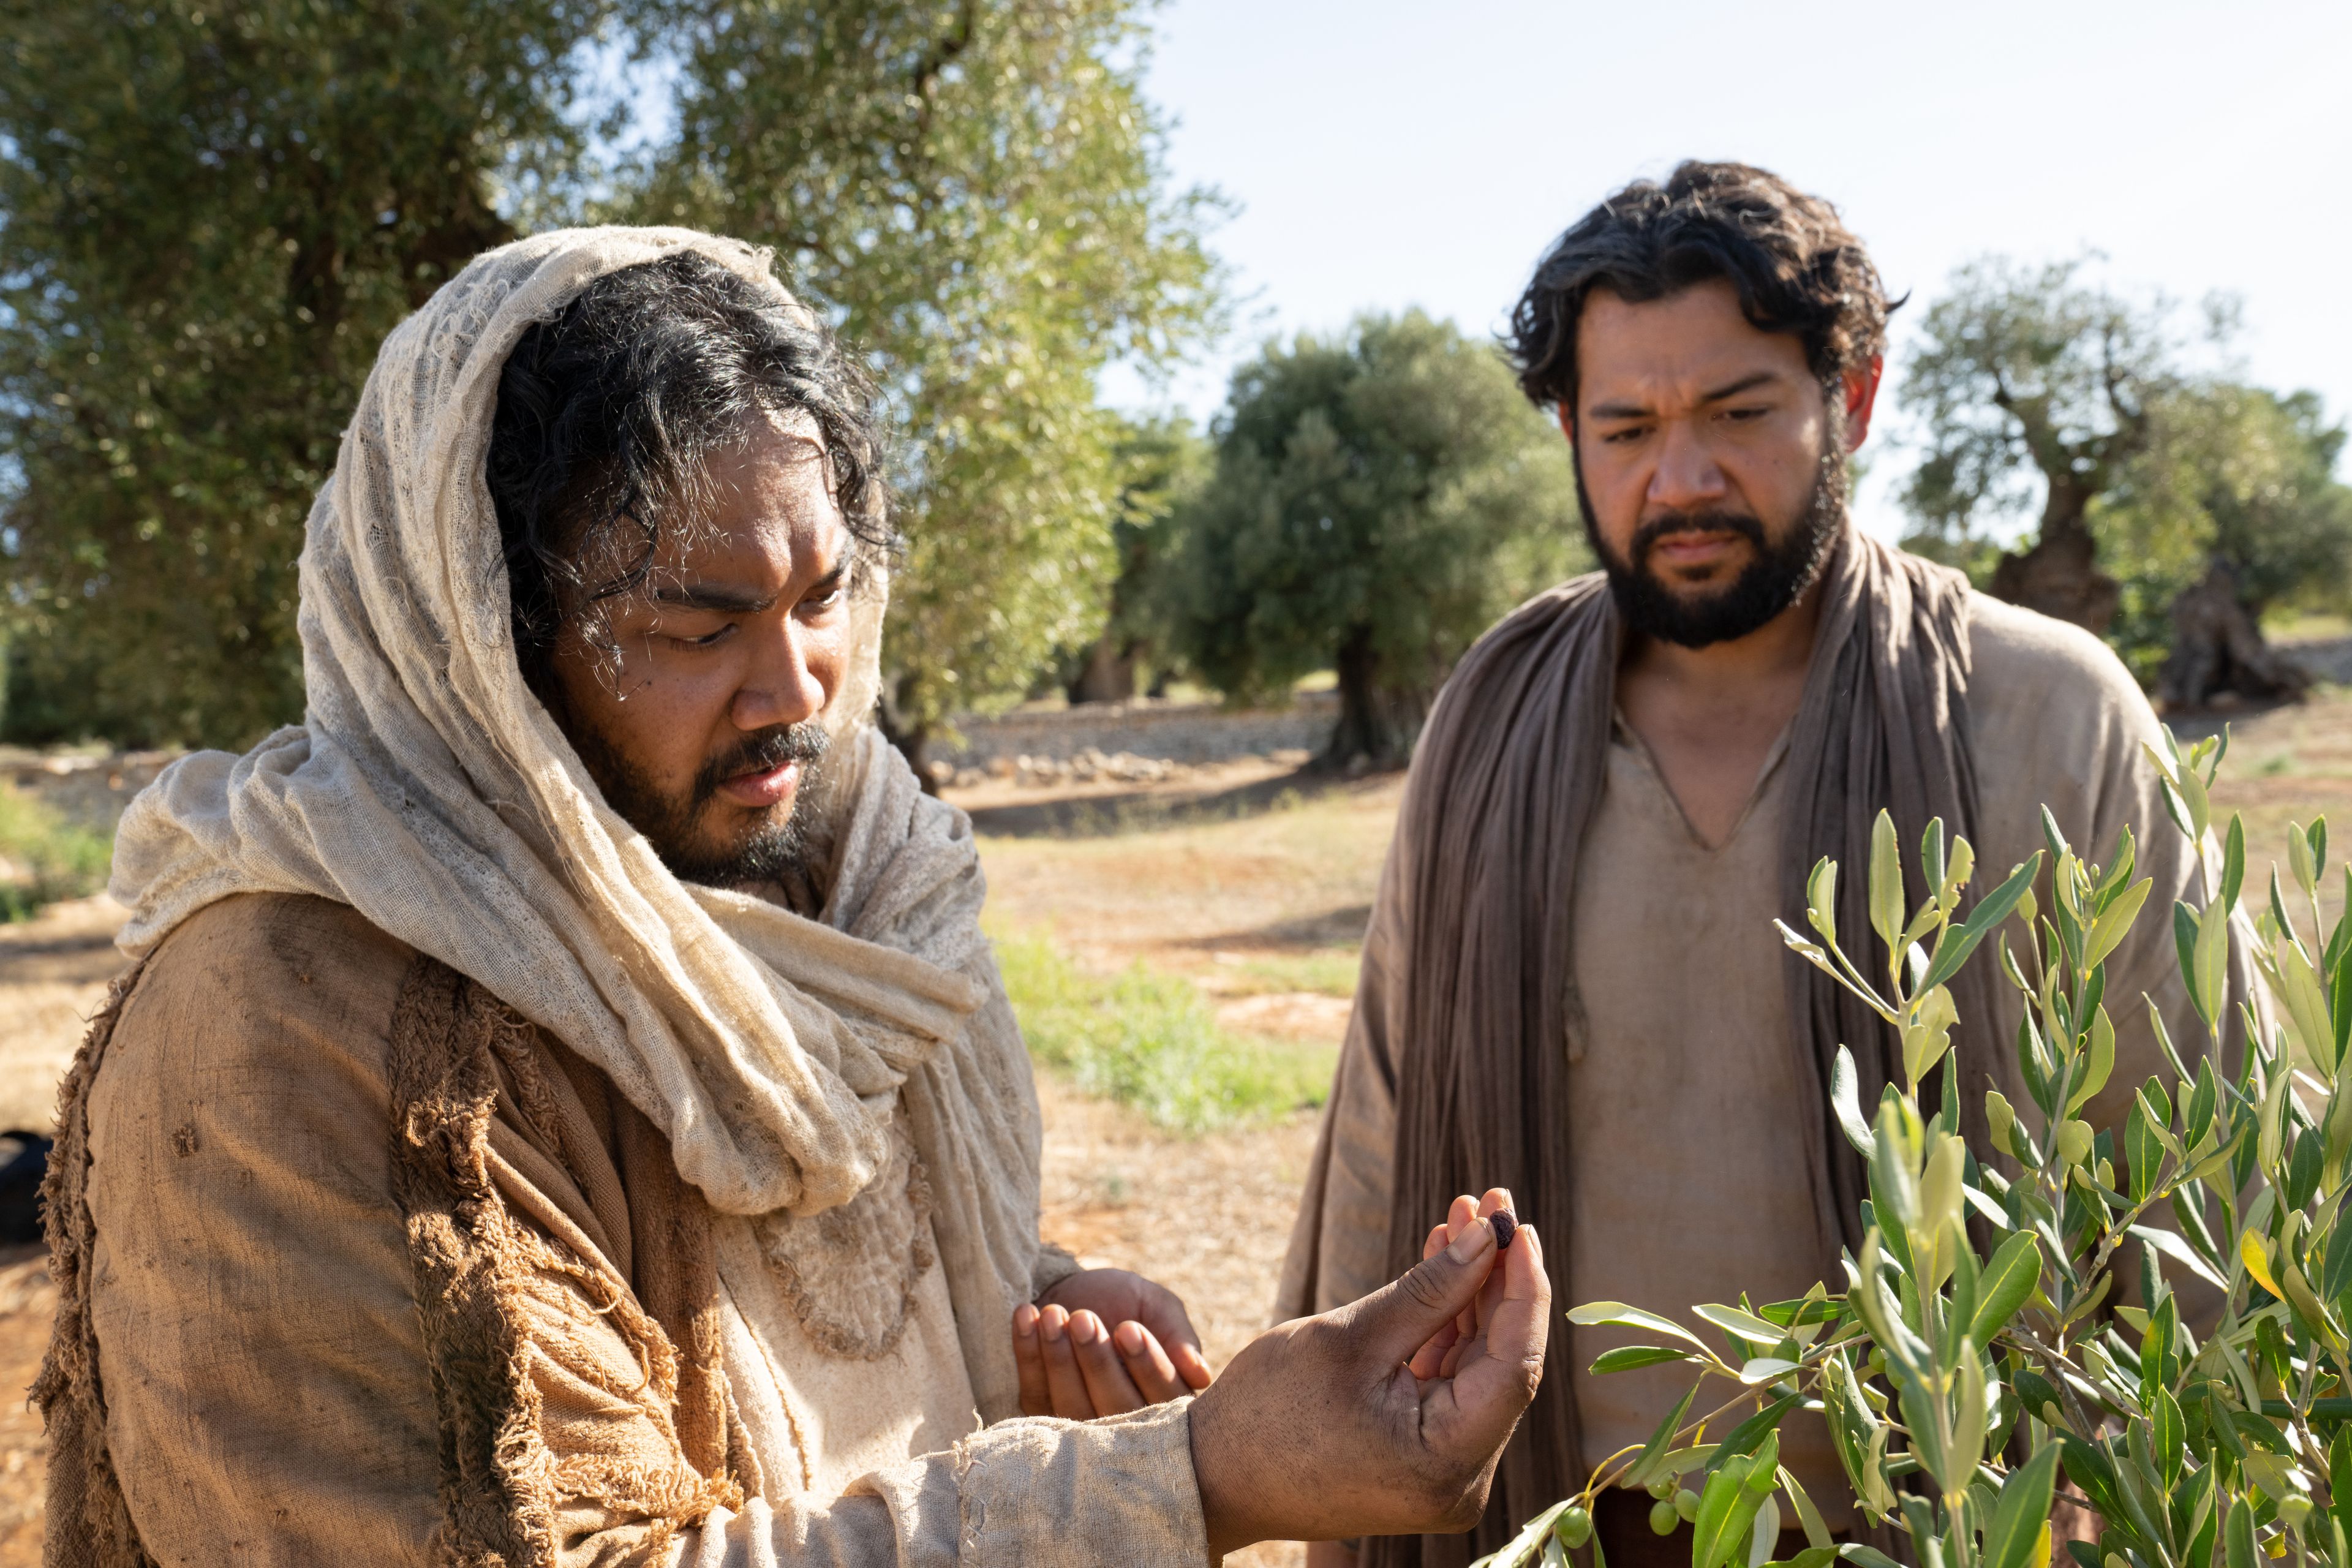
top-left (1, 696), bottom-right (2346, 1563)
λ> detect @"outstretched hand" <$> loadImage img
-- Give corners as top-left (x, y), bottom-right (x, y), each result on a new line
top-left (1012, 1268), bottom-right (1214, 1419)
top-left (1188, 1188), bottom-right (1550, 1556)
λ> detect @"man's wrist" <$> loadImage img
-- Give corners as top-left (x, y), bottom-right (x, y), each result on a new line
top-left (1187, 1381), bottom-right (1267, 1558)
top-left (1030, 1241), bottom-right (1084, 1301)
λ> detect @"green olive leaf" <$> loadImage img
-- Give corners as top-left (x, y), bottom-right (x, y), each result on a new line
top-left (1980, 1441), bottom-right (2062, 1568)
top-left (1869, 810), bottom-right (1904, 958)
top-left (1969, 1230), bottom-right (2044, 1346)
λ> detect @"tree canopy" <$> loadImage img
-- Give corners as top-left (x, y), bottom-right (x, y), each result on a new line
top-left (0, 0), bottom-right (1218, 752)
top-left (1155, 311), bottom-right (1582, 766)
top-left (0, 0), bottom-right (601, 744)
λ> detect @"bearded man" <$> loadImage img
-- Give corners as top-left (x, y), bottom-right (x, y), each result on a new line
top-left (38, 230), bottom-right (1552, 1566)
top-left (1276, 162), bottom-right (2234, 1568)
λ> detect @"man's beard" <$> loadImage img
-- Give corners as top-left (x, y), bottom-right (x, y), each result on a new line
top-left (1576, 432), bottom-right (1847, 649)
top-left (564, 712), bottom-right (834, 888)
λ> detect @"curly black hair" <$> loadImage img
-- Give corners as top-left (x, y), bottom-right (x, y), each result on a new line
top-left (486, 251), bottom-right (896, 688)
top-left (1507, 160), bottom-right (1898, 413)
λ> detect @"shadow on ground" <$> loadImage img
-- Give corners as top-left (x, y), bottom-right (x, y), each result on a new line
top-left (1183, 905), bottom-right (1376, 952)
top-left (961, 763), bottom-right (1395, 839)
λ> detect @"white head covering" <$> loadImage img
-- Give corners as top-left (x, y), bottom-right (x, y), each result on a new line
top-left (109, 227), bottom-right (995, 1227)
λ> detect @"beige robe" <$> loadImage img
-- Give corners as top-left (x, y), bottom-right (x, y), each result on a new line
top-left (1276, 592), bottom-right (2215, 1521)
top-left (72, 892), bottom-right (1207, 1566)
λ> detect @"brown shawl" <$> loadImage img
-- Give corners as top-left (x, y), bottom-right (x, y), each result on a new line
top-left (1370, 529), bottom-right (2008, 1567)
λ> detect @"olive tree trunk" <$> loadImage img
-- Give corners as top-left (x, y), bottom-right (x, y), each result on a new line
top-left (1064, 635), bottom-right (1138, 704)
top-left (2158, 558), bottom-right (2310, 710)
top-left (1323, 624), bottom-right (1425, 771)
top-left (1989, 478), bottom-right (2120, 634)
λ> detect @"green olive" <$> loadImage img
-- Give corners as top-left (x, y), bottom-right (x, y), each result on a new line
top-left (1651, 1499), bottom-right (1679, 1536)
top-left (1648, 1477), bottom-right (1674, 1501)
top-left (1558, 1506), bottom-right (1594, 1549)
top-left (1675, 1488), bottom-right (1702, 1522)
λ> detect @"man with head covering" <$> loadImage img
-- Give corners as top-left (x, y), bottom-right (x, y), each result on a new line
top-left (1275, 162), bottom-right (2240, 1568)
top-left (37, 229), bottom-right (1551, 1566)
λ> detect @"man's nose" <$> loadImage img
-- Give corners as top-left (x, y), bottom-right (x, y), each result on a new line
top-left (730, 617), bottom-right (827, 731)
top-left (1645, 419), bottom-right (1729, 513)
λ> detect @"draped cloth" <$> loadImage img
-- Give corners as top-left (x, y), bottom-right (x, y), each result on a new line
top-left (1369, 530), bottom-right (2016, 1566)
top-left (102, 227), bottom-right (1054, 1424)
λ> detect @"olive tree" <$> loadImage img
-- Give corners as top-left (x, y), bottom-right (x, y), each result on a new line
top-left (0, 0), bottom-right (604, 745)
top-left (2097, 386), bottom-right (2351, 703)
top-left (1, 0), bottom-right (1220, 760)
top-left (1901, 260), bottom-right (2347, 705)
top-left (632, 0), bottom-right (1223, 769)
top-left (1900, 257), bottom-right (2173, 638)
top-left (1061, 413), bottom-right (1211, 704)
top-left (1488, 731), bottom-right (2352, 1568)
top-left (1156, 311), bottom-right (1582, 767)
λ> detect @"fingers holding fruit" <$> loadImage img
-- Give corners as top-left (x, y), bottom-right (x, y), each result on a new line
top-left (1408, 1223), bottom-right (1463, 1379)
top-left (1190, 1194), bottom-right (1550, 1555)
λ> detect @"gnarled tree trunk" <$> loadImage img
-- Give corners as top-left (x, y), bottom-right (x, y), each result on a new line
top-left (1989, 479), bottom-right (2120, 635)
top-left (2158, 559), bottom-right (2310, 710)
top-left (1324, 624), bottom-right (1425, 770)
top-left (1064, 636), bottom-right (1137, 705)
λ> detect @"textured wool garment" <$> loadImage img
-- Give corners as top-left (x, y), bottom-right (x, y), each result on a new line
top-left (1367, 530), bottom-right (2019, 1568)
top-left (101, 228), bottom-right (1051, 1425)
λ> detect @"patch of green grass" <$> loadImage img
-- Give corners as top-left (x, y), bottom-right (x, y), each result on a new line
top-left (0, 782), bottom-right (113, 921)
top-left (991, 929), bottom-right (1334, 1132)
top-left (2264, 611), bottom-right (2352, 643)
top-left (1223, 947), bottom-right (1362, 999)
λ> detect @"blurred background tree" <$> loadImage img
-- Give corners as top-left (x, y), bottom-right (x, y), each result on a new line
top-left (1899, 256), bottom-right (2352, 704)
top-left (631, 0), bottom-right (1222, 772)
top-left (0, 0), bottom-right (1218, 761)
top-left (1058, 412), bottom-right (1210, 704)
top-left (0, 0), bottom-right (607, 745)
top-left (1898, 257), bottom-right (2171, 635)
top-left (1153, 311), bottom-right (1582, 767)
top-left (2101, 383), bottom-right (2351, 703)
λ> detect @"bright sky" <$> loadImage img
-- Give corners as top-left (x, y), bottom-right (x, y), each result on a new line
top-left (1113, 0), bottom-right (2352, 537)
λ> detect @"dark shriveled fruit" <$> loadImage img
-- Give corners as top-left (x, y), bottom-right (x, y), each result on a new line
top-left (1490, 1209), bottom-right (1518, 1250)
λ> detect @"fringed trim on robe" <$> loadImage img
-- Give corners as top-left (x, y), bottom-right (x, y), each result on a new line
top-left (37, 952), bottom-right (756, 1568)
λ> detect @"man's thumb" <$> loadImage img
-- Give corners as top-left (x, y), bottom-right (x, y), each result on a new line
top-left (1360, 1216), bottom-right (1498, 1365)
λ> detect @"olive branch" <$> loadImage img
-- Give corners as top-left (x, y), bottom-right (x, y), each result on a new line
top-left (1481, 727), bottom-right (2352, 1568)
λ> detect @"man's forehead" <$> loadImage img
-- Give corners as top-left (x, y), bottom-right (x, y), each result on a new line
top-left (1576, 280), bottom-right (1809, 405)
top-left (644, 418), bottom-right (850, 590)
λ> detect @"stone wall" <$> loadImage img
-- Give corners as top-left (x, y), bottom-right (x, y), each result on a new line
top-left (932, 693), bottom-right (1338, 768)
top-left (0, 749), bottom-right (178, 832)
top-left (2282, 636), bottom-right (2352, 687)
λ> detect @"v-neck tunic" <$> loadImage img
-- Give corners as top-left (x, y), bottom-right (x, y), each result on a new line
top-left (1275, 592), bottom-right (2228, 1536)
top-left (1566, 714), bottom-right (1847, 1514)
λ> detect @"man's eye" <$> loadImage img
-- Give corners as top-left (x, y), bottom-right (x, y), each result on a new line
top-left (1600, 426), bottom-right (1646, 445)
top-left (1723, 405), bottom-right (1771, 421)
top-left (668, 624), bottom-right (735, 649)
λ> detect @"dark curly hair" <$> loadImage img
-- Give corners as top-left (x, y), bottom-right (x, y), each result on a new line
top-left (1507, 160), bottom-right (1898, 413)
top-left (486, 251), bottom-right (896, 688)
